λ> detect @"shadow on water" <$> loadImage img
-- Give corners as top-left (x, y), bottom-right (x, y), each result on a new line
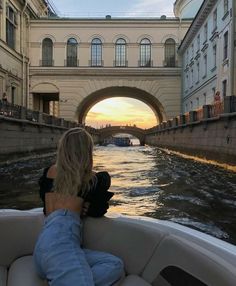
top-left (0, 145), bottom-right (236, 245)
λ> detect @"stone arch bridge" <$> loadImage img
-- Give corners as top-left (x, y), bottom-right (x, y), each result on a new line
top-left (98, 125), bottom-right (146, 146)
top-left (30, 69), bottom-right (182, 126)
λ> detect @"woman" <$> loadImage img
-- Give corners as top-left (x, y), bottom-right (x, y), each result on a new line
top-left (34, 127), bottom-right (124, 286)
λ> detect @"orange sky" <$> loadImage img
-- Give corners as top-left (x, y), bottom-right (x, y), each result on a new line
top-left (85, 97), bottom-right (157, 129)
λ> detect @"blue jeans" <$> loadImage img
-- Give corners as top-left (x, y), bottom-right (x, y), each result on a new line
top-left (33, 209), bottom-right (124, 286)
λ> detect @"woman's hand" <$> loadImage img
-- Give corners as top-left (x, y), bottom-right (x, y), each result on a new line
top-left (82, 201), bottom-right (90, 217)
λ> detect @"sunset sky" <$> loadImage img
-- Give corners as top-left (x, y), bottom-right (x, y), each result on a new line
top-left (85, 97), bottom-right (157, 129)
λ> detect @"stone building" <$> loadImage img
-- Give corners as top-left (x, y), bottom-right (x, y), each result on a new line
top-left (1, 0), bottom-right (215, 125)
top-left (0, 0), bottom-right (53, 106)
top-left (178, 0), bottom-right (235, 113)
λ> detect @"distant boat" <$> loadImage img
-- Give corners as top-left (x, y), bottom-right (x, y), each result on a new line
top-left (114, 137), bottom-right (132, 147)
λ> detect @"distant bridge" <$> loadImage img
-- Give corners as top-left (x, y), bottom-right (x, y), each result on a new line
top-left (98, 125), bottom-right (146, 146)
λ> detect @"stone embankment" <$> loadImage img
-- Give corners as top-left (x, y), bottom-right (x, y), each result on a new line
top-left (145, 96), bottom-right (236, 165)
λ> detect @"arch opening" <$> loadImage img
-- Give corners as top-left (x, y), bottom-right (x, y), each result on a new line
top-left (76, 86), bottom-right (166, 127)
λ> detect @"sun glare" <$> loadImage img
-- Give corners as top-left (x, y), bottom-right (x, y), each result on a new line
top-left (85, 97), bottom-right (157, 129)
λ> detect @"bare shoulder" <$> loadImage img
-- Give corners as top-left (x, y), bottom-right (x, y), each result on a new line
top-left (47, 164), bottom-right (57, 179)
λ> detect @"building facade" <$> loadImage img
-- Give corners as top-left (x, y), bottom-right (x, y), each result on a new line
top-left (0, 0), bottom-right (52, 107)
top-left (178, 0), bottom-right (235, 113)
top-left (29, 17), bottom-right (191, 123)
top-left (2, 0), bottom-right (220, 125)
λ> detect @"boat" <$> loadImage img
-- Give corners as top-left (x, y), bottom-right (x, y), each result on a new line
top-left (0, 208), bottom-right (236, 286)
top-left (114, 137), bottom-right (132, 147)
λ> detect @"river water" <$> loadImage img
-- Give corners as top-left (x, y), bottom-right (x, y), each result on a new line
top-left (0, 143), bottom-right (236, 245)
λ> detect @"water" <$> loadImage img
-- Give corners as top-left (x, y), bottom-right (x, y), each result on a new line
top-left (0, 143), bottom-right (236, 245)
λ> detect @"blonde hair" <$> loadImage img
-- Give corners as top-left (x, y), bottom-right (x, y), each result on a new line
top-left (54, 127), bottom-right (94, 197)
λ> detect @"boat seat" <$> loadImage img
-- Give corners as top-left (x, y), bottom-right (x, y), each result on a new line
top-left (142, 234), bottom-right (236, 286)
top-left (0, 211), bottom-right (161, 286)
top-left (7, 255), bottom-right (150, 286)
top-left (0, 266), bottom-right (7, 286)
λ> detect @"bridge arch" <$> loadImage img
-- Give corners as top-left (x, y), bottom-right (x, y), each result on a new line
top-left (76, 86), bottom-right (166, 125)
top-left (98, 126), bottom-right (146, 146)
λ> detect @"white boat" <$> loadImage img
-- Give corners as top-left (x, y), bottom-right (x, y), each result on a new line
top-left (0, 209), bottom-right (236, 286)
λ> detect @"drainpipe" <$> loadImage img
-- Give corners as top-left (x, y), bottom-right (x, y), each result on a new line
top-left (230, 0), bottom-right (235, 96)
top-left (21, 0), bottom-right (27, 107)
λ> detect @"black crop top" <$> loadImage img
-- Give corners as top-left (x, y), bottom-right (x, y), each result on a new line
top-left (38, 167), bottom-right (114, 217)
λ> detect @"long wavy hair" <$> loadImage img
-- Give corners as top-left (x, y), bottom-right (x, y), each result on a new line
top-left (54, 127), bottom-right (95, 197)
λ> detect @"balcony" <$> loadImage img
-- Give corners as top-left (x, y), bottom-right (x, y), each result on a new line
top-left (39, 59), bottom-right (54, 67)
top-left (138, 60), bottom-right (153, 67)
top-left (89, 60), bottom-right (104, 67)
top-left (113, 60), bottom-right (128, 67)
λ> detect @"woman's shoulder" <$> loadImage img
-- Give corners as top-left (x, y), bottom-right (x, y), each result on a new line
top-left (47, 164), bottom-right (57, 179)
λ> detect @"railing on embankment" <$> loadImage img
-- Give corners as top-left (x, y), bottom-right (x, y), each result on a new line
top-left (145, 96), bottom-right (236, 165)
top-left (0, 101), bottom-right (99, 160)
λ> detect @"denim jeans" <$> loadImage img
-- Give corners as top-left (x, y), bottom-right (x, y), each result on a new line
top-left (33, 209), bottom-right (123, 286)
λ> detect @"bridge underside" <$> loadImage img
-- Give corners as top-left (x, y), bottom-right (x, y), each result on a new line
top-left (98, 126), bottom-right (146, 145)
top-left (76, 86), bottom-right (165, 125)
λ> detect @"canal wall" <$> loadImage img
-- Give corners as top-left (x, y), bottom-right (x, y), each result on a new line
top-left (0, 116), bottom-right (99, 162)
top-left (145, 112), bottom-right (236, 165)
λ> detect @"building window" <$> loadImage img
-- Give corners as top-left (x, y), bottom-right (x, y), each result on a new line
top-left (164, 38), bottom-right (176, 67)
top-left (6, 6), bottom-right (17, 49)
top-left (190, 69), bottom-right (194, 87)
top-left (91, 38), bottom-right (102, 66)
top-left (42, 38), bottom-right (53, 66)
top-left (185, 73), bottom-right (189, 90)
top-left (203, 54), bottom-right (207, 77)
top-left (139, 38), bottom-right (151, 67)
top-left (115, 38), bottom-right (127, 67)
top-left (190, 101), bottom-right (193, 110)
top-left (196, 62), bottom-right (199, 83)
top-left (191, 43), bottom-right (194, 59)
top-left (223, 31), bottom-right (228, 60)
top-left (222, 80), bottom-right (227, 97)
top-left (213, 9), bottom-right (217, 31)
top-left (213, 45), bottom-right (217, 68)
top-left (11, 86), bottom-right (16, 104)
top-left (203, 93), bottom-right (207, 105)
top-left (224, 0), bottom-right (229, 15)
top-left (186, 50), bottom-right (189, 65)
top-left (66, 38), bottom-right (78, 67)
top-left (196, 97), bottom-right (199, 108)
top-left (203, 23), bottom-right (208, 43)
top-left (197, 34), bottom-right (200, 51)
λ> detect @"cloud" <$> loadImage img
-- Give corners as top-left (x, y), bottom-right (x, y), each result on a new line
top-left (124, 0), bottom-right (175, 17)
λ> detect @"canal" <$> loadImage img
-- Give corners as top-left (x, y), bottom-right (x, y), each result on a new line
top-left (0, 143), bottom-right (236, 245)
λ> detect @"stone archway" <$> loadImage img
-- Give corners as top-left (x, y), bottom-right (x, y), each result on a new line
top-left (76, 86), bottom-right (166, 125)
top-left (98, 125), bottom-right (146, 145)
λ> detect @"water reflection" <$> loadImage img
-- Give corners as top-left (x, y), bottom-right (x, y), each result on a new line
top-left (0, 144), bottom-right (236, 245)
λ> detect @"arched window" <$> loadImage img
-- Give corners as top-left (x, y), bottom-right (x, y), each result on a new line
top-left (91, 38), bottom-right (102, 66)
top-left (42, 38), bottom-right (53, 66)
top-left (140, 38), bottom-right (151, 67)
top-left (165, 38), bottom-right (176, 67)
top-left (115, 38), bottom-right (126, 67)
top-left (67, 38), bottom-right (78, 67)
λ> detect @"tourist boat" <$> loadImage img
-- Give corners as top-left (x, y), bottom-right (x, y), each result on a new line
top-left (114, 137), bottom-right (132, 147)
top-left (0, 208), bottom-right (236, 286)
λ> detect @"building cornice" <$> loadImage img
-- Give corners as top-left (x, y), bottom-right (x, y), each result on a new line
top-left (30, 67), bottom-right (181, 77)
top-left (30, 18), bottom-right (192, 26)
top-left (178, 0), bottom-right (217, 54)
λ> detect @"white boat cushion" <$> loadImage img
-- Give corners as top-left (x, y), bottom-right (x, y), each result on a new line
top-left (7, 256), bottom-right (149, 286)
top-left (83, 216), bottom-right (166, 276)
top-left (7, 256), bottom-right (47, 286)
top-left (0, 266), bottom-right (7, 286)
top-left (0, 212), bottom-right (44, 267)
top-left (120, 274), bottom-right (151, 286)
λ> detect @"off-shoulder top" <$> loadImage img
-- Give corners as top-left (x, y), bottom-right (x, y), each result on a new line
top-left (38, 167), bottom-right (114, 217)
